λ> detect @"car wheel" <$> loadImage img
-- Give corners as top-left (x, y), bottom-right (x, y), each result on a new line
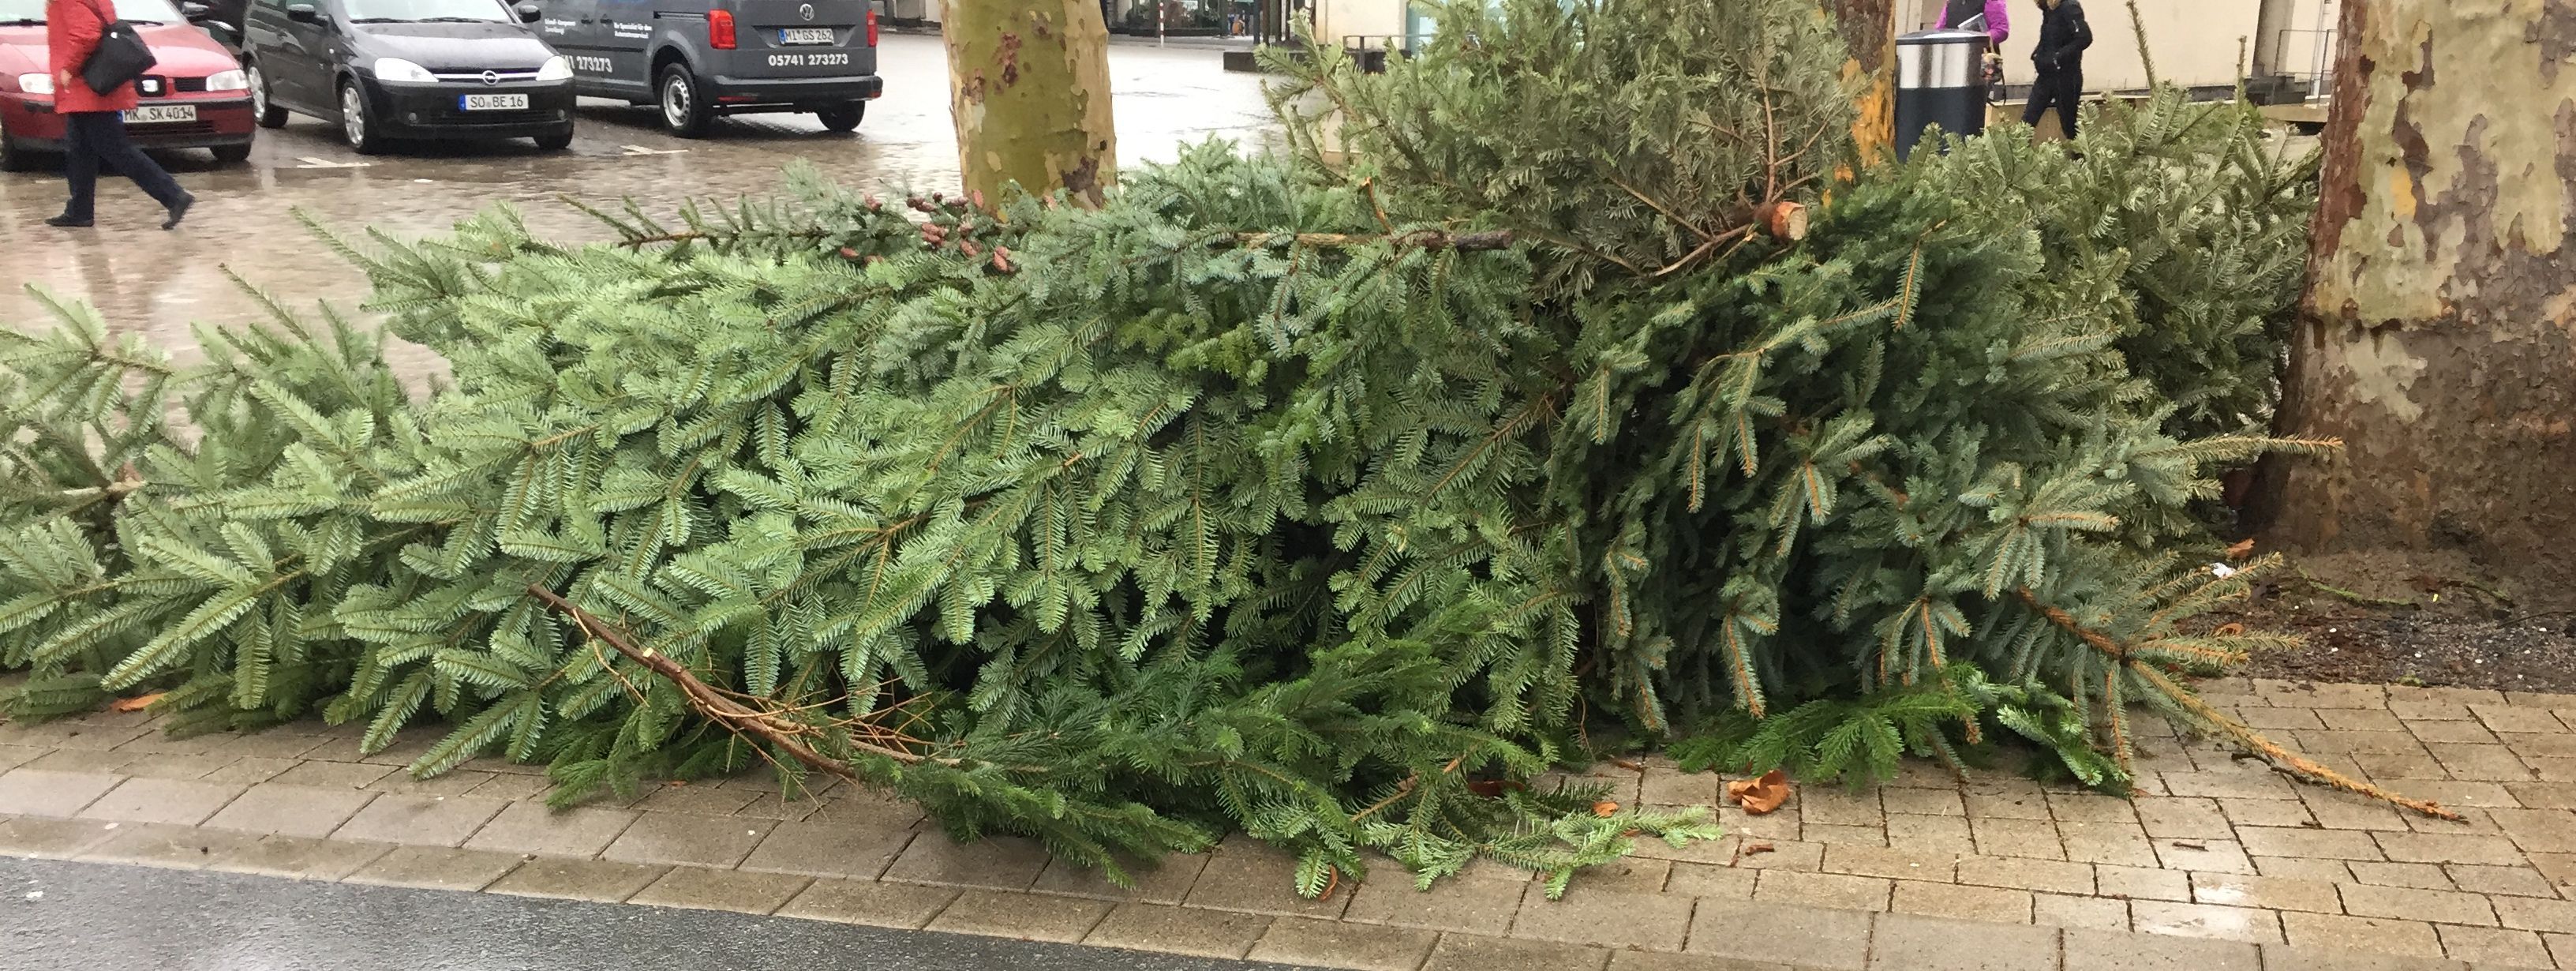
top-left (656, 63), bottom-right (713, 138)
top-left (815, 103), bottom-right (863, 133)
top-left (0, 131), bottom-right (29, 172)
top-left (210, 144), bottom-right (253, 165)
top-left (249, 63), bottom-right (288, 129)
top-left (339, 79), bottom-right (382, 154)
top-left (533, 129), bottom-right (572, 152)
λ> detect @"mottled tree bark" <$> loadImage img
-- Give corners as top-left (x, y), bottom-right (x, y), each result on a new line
top-left (1826, 0), bottom-right (1898, 169)
top-left (2258, 0), bottom-right (2576, 606)
top-left (941, 0), bottom-right (1117, 206)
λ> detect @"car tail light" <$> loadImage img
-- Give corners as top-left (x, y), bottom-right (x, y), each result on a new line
top-left (709, 9), bottom-right (736, 49)
top-left (866, 9), bottom-right (878, 45)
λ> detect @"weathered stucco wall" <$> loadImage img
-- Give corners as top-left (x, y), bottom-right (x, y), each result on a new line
top-left (2266, 0), bottom-right (2576, 605)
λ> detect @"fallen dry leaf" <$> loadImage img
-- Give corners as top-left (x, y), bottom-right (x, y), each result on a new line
top-left (107, 692), bottom-right (164, 713)
top-left (2213, 622), bottom-right (2246, 637)
top-left (1725, 769), bottom-right (1791, 815)
top-left (1592, 800), bottom-right (1620, 818)
top-left (2223, 538), bottom-right (2256, 560)
top-left (1743, 842), bottom-right (1776, 855)
top-left (1608, 757), bottom-right (1646, 772)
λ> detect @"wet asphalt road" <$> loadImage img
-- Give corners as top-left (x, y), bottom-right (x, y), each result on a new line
top-left (1, 856), bottom-right (1324, 970)
top-left (0, 34), bottom-right (1280, 380)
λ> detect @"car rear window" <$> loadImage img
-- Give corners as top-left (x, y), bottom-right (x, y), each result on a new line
top-left (343, 0), bottom-right (513, 22)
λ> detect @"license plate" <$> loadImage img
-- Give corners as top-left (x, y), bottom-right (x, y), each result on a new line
top-left (124, 104), bottom-right (197, 124)
top-left (779, 27), bottom-right (833, 44)
top-left (459, 93), bottom-right (530, 111)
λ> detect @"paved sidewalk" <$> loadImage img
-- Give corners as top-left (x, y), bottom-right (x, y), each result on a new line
top-left (2, 677), bottom-right (2572, 970)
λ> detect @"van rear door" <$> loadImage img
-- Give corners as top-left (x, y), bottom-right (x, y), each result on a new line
top-left (721, 0), bottom-right (874, 80)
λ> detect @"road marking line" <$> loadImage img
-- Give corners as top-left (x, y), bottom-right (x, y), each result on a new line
top-left (295, 156), bottom-right (372, 169)
top-left (620, 144), bottom-right (687, 156)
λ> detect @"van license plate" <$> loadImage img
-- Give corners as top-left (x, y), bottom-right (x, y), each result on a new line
top-left (124, 105), bottom-right (197, 124)
top-left (459, 93), bottom-right (530, 111)
top-left (780, 28), bottom-right (833, 44)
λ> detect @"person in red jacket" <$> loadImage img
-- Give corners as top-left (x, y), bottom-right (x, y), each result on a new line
top-left (44, 0), bottom-right (194, 229)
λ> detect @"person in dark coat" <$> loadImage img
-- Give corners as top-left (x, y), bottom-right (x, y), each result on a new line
top-left (2020, 0), bottom-right (2092, 141)
top-left (45, 0), bottom-right (195, 229)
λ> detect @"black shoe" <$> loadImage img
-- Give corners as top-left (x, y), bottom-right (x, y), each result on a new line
top-left (45, 214), bottom-right (93, 228)
top-left (161, 195), bottom-right (194, 231)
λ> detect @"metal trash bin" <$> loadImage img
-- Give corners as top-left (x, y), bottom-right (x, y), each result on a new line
top-left (1895, 28), bottom-right (1989, 160)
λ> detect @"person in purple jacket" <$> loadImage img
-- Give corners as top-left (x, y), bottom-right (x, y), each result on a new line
top-left (1937, 0), bottom-right (2011, 45)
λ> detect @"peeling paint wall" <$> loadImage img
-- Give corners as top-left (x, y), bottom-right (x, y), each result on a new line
top-left (2267, 0), bottom-right (2576, 606)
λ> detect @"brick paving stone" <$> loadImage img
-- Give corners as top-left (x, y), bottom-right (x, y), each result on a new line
top-left (2391, 695), bottom-right (2481, 720)
top-left (2376, 831), bottom-right (2530, 866)
top-left (2409, 721), bottom-right (2503, 744)
top-left (2033, 892), bottom-right (2128, 930)
top-left (1343, 872), bottom-right (1530, 935)
top-left (1685, 899), bottom-right (1872, 970)
top-left (353, 730), bottom-right (441, 767)
top-left (1956, 856), bottom-right (2093, 895)
top-left (2321, 710), bottom-right (2410, 733)
top-left (2493, 896), bottom-right (2576, 933)
top-left (0, 722), bottom-right (144, 751)
top-left (2257, 680), bottom-right (2387, 709)
top-left (463, 801), bottom-right (638, 857)
top-left (1027, 851), bottom-right (1209, 905)
top-left (1824, 844), bottom-right (1959, 882)
top-left (2076, 927), bottom-right (2261, 971)
top-left (76, 777), bottom-right (244, 826)
top-left (76, 823), bottom-right (257, 869)
top-left (2305, 793), bottom-right (2413, 831)
top-left (462, 773), bottom-right (555, 802)
top-left (2443, 864), bottom-right (2560, 898)
top-left (2504, 733), bottom-right (2576, 763)
top-left (2240, 825), bottom-right (2387, 860)
top-left (267, 760), bottom-right (399, 789)
top-left (2234, 707), bottom-right (2328, 730)
top-left (341, 845), bottom-right (523, 890)
top-left (2428, 744), bottom-right (2537, 782)
top-left (0, 815), bottom-right (119, 857)
top-left (198, 782), bottom-right (380, 838)
top-left (1866, 913), bottom-right (2060, 970)
top-left (627, 867), bottom-right (813, 914)
top-left (1755, 869), bottom-right (1893, 911)
top-left (0, 769), bottom-right (121, 816)
top-left (1578, 856), bottom-right (1673, 894)
top-left (2254, 856), bottom-right (2357, 882)
top-left (601, 813), bottom-right (772, 868)
top-left (2548, 932), bottom-right (2576, 969)
top-left (1633, 833), bottom-right (1750, 867)
top-left (2531, 853), bottom-right (2576, 892)
top-left (1806, 823), bottom-right (1889, 849)
top-left (1965, 793), bottom-right (2052, 820)
top-left (2427, 807), bottom-right (2512, 838)
top-left (2165, 772), bottom-right (2299, 800)
top-left (927, 889), bottom-right (1110, 943)
top-left (773, 878), bottom-right (958, 928)
top-left (2282, 912), bottom-right (2449, 958)
top-left (1889, 879), bottom-right (2031, 923)
top-left (2505, 782), bottom-right (2576, 809)
top-left (2354, 752), bottom-right (2454, 779)
top-left (1882, 788), bottom-right (1965, 817)
top-left (1719, 806), bottom-right (1803, 843)
top-left (1972, 817), bottom-right (2066, 860)
top-left (111, 732), bottom-right (229, 757)
top-left (331, 794), bottom-right (507, 847)
top-left (1664, 862), bottom-right (1757, 899)
top-left (2218, 797), bottom-right (2316, 828)
top-left (2396, 781), bottom-right (2521, 808)
top-left (2048, 792), bottom-right (2140, 823)
top-left (488, 857), bottom-right (669, 902)
top-left (1248, 917), bottom-right (1439, 971)
top-left (1885, 813), bottom-right (1975, 853)
top-left (2433, 924), bottom-right (2554, 967)
top-left (206, 731), bottom-right (335, 761)
top-left (1640, 769), bottom-right (1722, 807)
top-left (2096, 864), bottom-right (2192, 902)
top-left (736, 819), bottom-right (916, 875)
top-left (2394, 687), bottom-right (2508, 707)
top-left (2258, 944), bottom-right (2466, 971)
top-left (2488, 808), bottom-right (2576, 853)
top-left (0, 744), bottom-right (43, 770)
top-left (208, 834), bottom-right (393, 880)
top-left (2475, 707), bottom-right (2570, 736)
top-left (361, 767), bottom-right (495, 798)
top-left (1801, 789), bottom-right (1885, 827)
top-left (1421, 933), bottom-right (1608, 971)
top-left (2136, 798), bottom-right (2232, 840)
top-left (2338, 883), bottom-right (2501, 926)
top-left (2061, 821), bottom-right (2160, 867)
top-left (2129, 899), bottom-right (2283, 944)
top-left (200, 758), bottom-right (300, 786)
top-left (1181, 840), bottom-right (1350, 918)
top-left (1732, 840), bottom-right (1825, 871)
top-left (1608, 954), bottom-right (1795, 971)
top-left (2152, 838), bottom-right (2254, 875)
top-left (2299, 731), bottom-right (2433, 757)
top-left (2500, 692), bottom-right (2576, 710)
top-left (627, 784), bottom-right (763, 816)
top-left (2188, 872), bottom-right (2342, 913)
top-left (1515, 883), bottom-right (1697, 951)
top-left (1082, 903), bottom-right (1271, 960)
top-left (2349, 860), bottom-right (2460, 889)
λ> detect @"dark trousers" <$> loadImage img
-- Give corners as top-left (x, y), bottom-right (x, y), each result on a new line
top-left (62, 111), bottom-right (189, 222)
top-left (2021, 69), bottom-right (2084, 141)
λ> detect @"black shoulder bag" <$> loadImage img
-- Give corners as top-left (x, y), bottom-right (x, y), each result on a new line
top-left (80, 17), bottom-right (159, 96)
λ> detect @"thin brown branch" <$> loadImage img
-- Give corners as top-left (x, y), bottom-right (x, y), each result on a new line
top-left (1606, 174), bottom-right (1717, 244)
top-left (1229, 229), bottom-right (1515, 252)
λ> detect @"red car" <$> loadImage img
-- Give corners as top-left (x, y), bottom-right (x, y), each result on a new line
top-left (0, 0), bottom-right (255, 171)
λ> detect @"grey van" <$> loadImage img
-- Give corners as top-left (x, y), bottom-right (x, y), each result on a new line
top-left (536, 0), bottom-right (879, 136)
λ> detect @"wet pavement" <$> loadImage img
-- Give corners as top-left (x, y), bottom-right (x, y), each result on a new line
top-left (0, 856), bottom-right (1324, 971)
top-left (0, 35), bottom-right (1279, 378)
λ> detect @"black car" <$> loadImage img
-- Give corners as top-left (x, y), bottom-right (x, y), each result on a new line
top-left (240, 0), bottom-right (574, 152)
top-left (530, 0), bottom-right (881, 137)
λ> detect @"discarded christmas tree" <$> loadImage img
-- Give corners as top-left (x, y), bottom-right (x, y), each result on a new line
top-left (1, 0), bottom-right (2436, 897)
